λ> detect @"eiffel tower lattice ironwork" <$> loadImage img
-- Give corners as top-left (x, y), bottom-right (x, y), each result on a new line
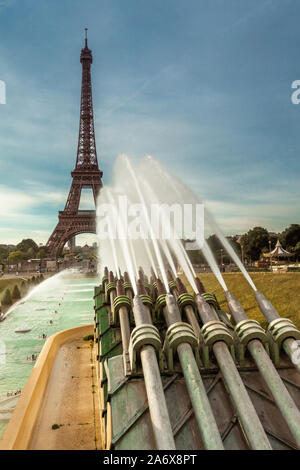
top-left (47, 30), bottom-right (103, 257)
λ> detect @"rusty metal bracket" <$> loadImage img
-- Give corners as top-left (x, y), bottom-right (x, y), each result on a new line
top-left (201, 320), bottom-right (235, 368)
top-left (112, 295), bottom-right (132, 326)
top-left (267, 318), bottom-right (300, 366)
top-left (234, 319), bottom-right (269, 365)
top-left (163, 321), bottom-right (202, 370)
top-left (129, 324), bottom-right (165, 373)
top-left (105, 281), bottom-right (116, 303)
top-left (154, 294), bottom-right (167, 321)
top-left (202, 292), bottom-right (220, 310)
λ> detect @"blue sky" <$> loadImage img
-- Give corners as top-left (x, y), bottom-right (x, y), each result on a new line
top-left (0, 0), bottom-right (299, 244)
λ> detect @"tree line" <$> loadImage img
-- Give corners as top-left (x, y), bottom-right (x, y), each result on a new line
top-left (187, 224), bottom-right (300, 264)
top-left (0, 239), bottom-right (48, 268)
top-left (1, 224), bottom-right (300, 268)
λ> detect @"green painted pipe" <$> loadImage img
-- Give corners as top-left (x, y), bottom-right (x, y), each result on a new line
top-left (248, 339), bottom-right (300, 447)
top-left (213, 341), bottom-right (272, 450)
top-left (165, 295), bottom-right (224, 450)
top-left (227, 291), bottom-right (300, 447)
top-left (283, 338), bottom-right (300, 375)
top-left (195, 294), bottom-right (272, 450)
top-left (132, 295), bottom-right (176, 450)
top-left (177, 342), bottom-right (224, 450)
top-left (255, 291), bottom-right (300, 374)
top-left (140, 345), bottom-right (176, 450)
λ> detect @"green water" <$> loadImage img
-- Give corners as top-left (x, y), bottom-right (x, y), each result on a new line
top-left (0, 270), bottom-right (98, 438)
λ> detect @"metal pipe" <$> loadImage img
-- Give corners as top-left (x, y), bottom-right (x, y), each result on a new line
top-left (184, 304), bottom-right (201, 337)
top-left (167, 270), bottom-right (179, 299)
top-left (165, 294), bottom-right (224, 450)
top-left (137, 279), bottom-right (153, 324)
top-left (140, 345), bottom-right (176, 450)
top-left (213, 342), bottom-right (271, 449)
top-left (255, 291), bottom-right (300, 373)
top-left (176, 277), bottom-right (201, 336)
top-left (255, 291), bottom-right (279, 322)
top-left (132, 295), bottom-right (175, 450)
top-left (227, 291), bottom-right (300, 447)
top-left (118, 306), bottom-right (131, 351)
top-left (177, 343), bottom-right (224, 450)
top-left (196, 293), bottom-right (272, 450)
top-left (225, 291), bottom-right (248, 323)
top-left (195, 294), bottom-right (219, 323)
top-left (248, 339), bottom-right (300, 447)
top-left (283, 338), bottom-right (300, 375)
top-left (194, 276), bottom-right (206, 295)
top-left (116, 279), bottom-right (131, 351)
top-left (109, 271), bottom-right (116, 314)
top-left (124, 271), bottom-right (133, 301)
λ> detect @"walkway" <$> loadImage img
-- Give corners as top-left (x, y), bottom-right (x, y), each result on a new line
top-left (29, 336), bottom-right (101, 450)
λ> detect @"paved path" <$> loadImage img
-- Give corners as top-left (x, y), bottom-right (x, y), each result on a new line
top-left (29, 336), bottom-right (101, 450)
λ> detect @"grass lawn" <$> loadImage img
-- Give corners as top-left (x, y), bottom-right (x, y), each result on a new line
top-left (181, 272), bottom-right (300, 330)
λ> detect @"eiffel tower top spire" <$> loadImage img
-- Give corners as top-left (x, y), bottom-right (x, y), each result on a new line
top-left (76, 28), bottom-right (99, 169)
top-left (84, 27), bottom-right (88, 48)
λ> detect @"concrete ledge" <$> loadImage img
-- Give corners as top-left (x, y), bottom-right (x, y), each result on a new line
top-left (0, 324), bottom-right (93, 450)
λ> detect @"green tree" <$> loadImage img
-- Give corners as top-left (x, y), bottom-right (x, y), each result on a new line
top-left (207, 235), bottom-right (241, 264)
top-left (240, 227), bottom-right (269, 262)
top-left (12, 285), bottom-right (21, 300)
top-left (21, 280), bottom-right (27, 292)
top-left (0, 246), bottom-right (8, 260)
top-left (16, 239), bottom-right (38, 255)
top-left (293, 241), bottom-right (300, 258)
top-left (8, 251), bottom-right (25, 264)
top-left (185, 245), bottom-right (206, 265)
top-left (26, 247), bottom-right (35, 259)
top-left (36, 246), bottom-right (48, 259)
top-left (280, 224), bottom-right (300, 251)
top-left (2, 288), bottom-right (12, 306)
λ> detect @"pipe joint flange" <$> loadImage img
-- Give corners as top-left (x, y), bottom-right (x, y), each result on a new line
top-left (164, 321), bottom-right (201, 370)
top-left (129, 324), bottom-right (164, 373)
top-left (235, 319), bottom-right (268, 345)
top-left (105, 281), bottom-right (116, 305)
top-left (143, 283), bottom-right (151, 294)
top-left (234, 319), bottom-right (269, 365)
top-left (201, 321), bottom-right (234, 348)
top-left (177, 293), bottom-right (195, 312)
top-left (139, 294), bottom-right (153, 308)
top-left (167, 321), bottom-right (198, 350)
top-left (267, 318), bottom-right (300, 347)
top-left (168, 280), bottom-right (177, 291)
top-left (201, 292), bottom-right (220, 310)
top-left (101, 275), bottom-right (108, 288)
top-left (112, 295), bottom-right (131, 325)
top-left (123, 281), bottom-right (133, 293)
top-left (139, 294), bottom-right (154, 323)
top-left (155, 294), bottom-right (167, 321)
top-left (106, 281), bottom-right (116, 297)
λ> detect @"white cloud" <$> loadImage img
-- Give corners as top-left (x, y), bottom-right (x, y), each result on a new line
top-left (0, 228), bottom-right (51, 245)
top-left (0, 185), bottom-right (67, 217)
top-left (0, 185), bottom-right (36, 217)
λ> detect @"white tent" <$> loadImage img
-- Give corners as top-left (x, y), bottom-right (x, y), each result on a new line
top-left (266, 239), bottom-right (293, 258)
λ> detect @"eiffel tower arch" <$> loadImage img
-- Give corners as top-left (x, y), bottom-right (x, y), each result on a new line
top-left (47, 30), bottom-right (103, 257)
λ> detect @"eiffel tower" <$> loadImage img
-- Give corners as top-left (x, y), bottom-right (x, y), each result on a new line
top-left (47, 30), bottom-right (103, 257)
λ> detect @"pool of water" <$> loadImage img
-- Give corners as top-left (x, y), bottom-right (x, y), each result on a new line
top-left (0, 270), bottom-right (98, 438)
